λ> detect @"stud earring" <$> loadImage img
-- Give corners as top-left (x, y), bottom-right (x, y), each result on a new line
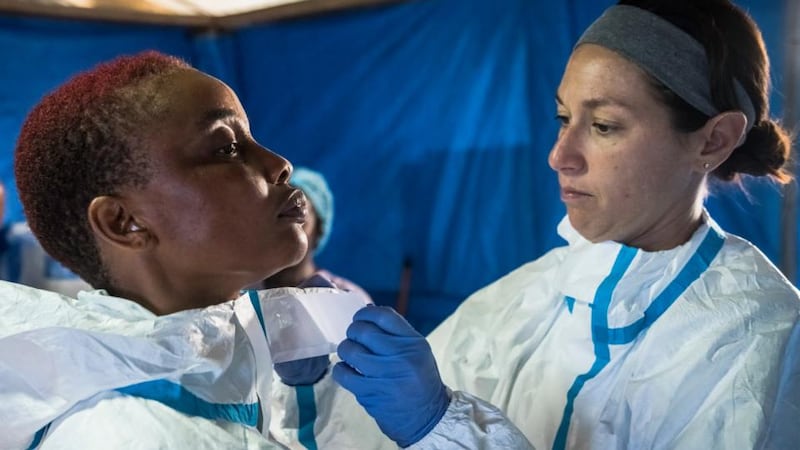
top-left (703, 162), bottom-right (710, 170)
top-left (129, 223), bottom-right (141, 232)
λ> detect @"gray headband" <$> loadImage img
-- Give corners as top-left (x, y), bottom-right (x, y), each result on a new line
top-left (576, 5), bottom-right (756, 131)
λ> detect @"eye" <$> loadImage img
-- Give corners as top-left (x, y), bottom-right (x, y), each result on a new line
top-left (555, 114), bottom-right (569, 127)
top-left (216, 142), bottom-right (241, 158)
top-left (592, 122), bottom-right (616, 135)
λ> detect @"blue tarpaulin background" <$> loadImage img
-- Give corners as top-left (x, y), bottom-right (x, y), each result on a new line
top-left (0, 0), bottom-right (792, 333)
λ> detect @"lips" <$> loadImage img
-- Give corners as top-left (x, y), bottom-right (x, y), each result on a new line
top-left (278, 189), bottom-right (308, 222)
top-left (560, 186), bottom-right (592, 201)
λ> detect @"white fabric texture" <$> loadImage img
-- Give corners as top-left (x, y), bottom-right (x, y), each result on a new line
top-left (270, 359), bottom-right (394, 449)
top-left (425, 215), bottom-right (800, 449)
top-left (760, 320), bottom-right (800, 449)
top-left (40, 392), bottom-right (274, 450)
top-left (269, 365), bottom-right (530, 450)
top-left (0, 285), bottom-right (280, 449)
top-left (407, 390), bottom-right (534, 450)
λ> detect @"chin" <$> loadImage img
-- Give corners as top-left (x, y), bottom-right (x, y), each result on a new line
top-left (290, 234), bottom-right (309, 264)
top-left (271, 235), bottom-right (309, 271)
top-left (568, 215), bottom-right (610, 243)
top-left (577, 227), bottom-right (612, 244)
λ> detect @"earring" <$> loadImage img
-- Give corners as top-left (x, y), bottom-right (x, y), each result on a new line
top-left (703, 162), bottom-right (710, 170)
top-left (129, 223), bottom-right (141, 232)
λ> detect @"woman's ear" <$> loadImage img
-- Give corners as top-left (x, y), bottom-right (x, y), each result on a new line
top-left (87, 196), bottom-right (153, 251)
top-left (696, 111), bottom-right (748, 173)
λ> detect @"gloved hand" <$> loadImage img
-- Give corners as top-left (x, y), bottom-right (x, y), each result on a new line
top-left (332, 306), bottom-right (450, 448)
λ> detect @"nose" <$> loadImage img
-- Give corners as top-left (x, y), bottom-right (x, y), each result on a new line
top-left (548, 127), bottom-right (585, 175)
top-left (259, 146), bottom-right (292, 184)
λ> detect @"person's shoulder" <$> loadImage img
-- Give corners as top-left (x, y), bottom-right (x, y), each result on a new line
top-left (479, 245), bottom-right (570, 293)
top-left (42, 392), bottom-right (274, 449)
top-left (712, 233), bottom-right (800, 305)
top-left (0, 280), bottom-right (81, 338)
top-left (446, 245), bottom-right (569, 320)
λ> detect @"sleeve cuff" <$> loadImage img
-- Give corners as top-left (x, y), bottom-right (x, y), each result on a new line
top-left (406, 389), bottom-right (534, 450)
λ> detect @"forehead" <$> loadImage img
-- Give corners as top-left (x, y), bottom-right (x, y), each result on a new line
top-left (558, 44), bottom-right (658, 108)
top-left (153, 69), bottom-right (245, 122)
top-left (131, 69), bottom-right (248, 166)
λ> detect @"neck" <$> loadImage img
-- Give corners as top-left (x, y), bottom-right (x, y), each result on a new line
top-left (625, 201), bottom-right (704, 252)
top-left (261, 254), bottom-right (317, 289)
top-left (106, 257), bottom-right (245, 316)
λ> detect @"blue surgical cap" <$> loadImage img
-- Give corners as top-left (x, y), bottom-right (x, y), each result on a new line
top-left (291, 167), bottom-right (334, 254)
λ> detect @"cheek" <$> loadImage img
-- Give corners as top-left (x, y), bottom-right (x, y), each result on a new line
top-left (595, 162), bottom-right (635, 202)
top-left (152, 188), bottom-right (227, 243)
top-left (302, 219), bottom-right (315, 237)
top-left (609, 164), bottom-right (635, 200)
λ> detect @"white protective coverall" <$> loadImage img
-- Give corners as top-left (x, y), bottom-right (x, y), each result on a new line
top-left (426, 215), bottom-right (800, 449)
top-left (0, 286), bottom-right (277, 449)
top-left (0, 283), bottom-right (527, 449)
top-left (273, 214), bottom-right (799, 449)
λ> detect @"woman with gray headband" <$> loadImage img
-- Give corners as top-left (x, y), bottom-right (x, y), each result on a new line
top-left (267, 1), bottom-right (800, 449)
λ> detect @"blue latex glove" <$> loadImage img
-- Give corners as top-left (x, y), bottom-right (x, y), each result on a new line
top-left (332, 306), bottom-right (450, 448)
top-left (274, 355), bottom-right (330, 386)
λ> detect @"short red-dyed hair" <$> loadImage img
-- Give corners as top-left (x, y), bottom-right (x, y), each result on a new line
top-left (15, 50), bottom-right (190, 288)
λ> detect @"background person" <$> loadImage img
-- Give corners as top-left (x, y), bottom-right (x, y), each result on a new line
top-left (0, 181), bottom-right (91, 297)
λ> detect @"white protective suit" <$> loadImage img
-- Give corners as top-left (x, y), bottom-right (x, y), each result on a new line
top-left (426, 215), bottom-right (800, 449)
top-left (269, 369), bottom-right (530, 449)
top-left (0, 286), bottom-right (276, 449)
top-left (0, 283), bottom-right (526, 449)
top-left (273, 214), bottom-right (800, 449)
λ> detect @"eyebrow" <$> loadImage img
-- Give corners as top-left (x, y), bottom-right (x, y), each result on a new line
top-left (196, 107), bottom-right (238, 128)
top-left (555, 94), bottom-right (632, 110)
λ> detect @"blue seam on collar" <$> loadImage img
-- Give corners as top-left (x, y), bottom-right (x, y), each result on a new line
top-left (553, 246), bottom-right (638, 450)
top-left (564, 296), bottom-right (576, 314)
top-left (26, 423), bottom-right (51, 450)
top-left (602, 229), bottom-right (724, 345)
top-left (115, 379), bottom-right (258, 427)
top-left (248, 289), bottom-right (267, 336)
top-left (552, 227), bottom-right (724, 449)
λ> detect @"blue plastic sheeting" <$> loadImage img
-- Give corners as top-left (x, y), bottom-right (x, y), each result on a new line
top-left (0, 0), bottom-right (792, 333)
